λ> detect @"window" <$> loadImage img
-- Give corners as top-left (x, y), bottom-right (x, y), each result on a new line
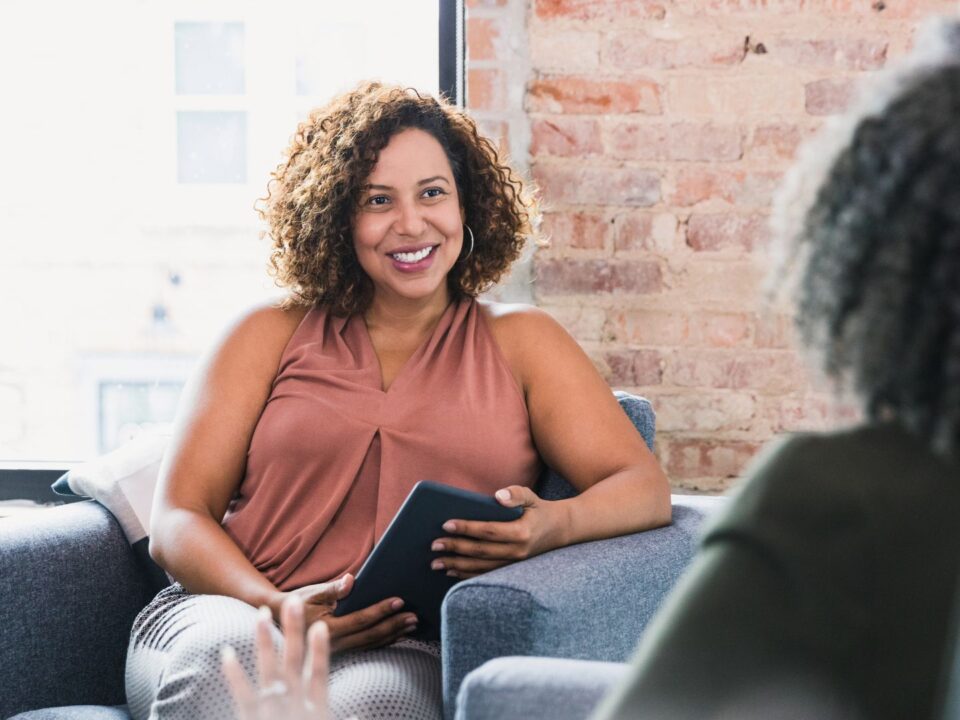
top-left (0, 0), bottom-right (461, 467)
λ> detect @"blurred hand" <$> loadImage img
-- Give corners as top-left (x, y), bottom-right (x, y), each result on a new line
top-left (278, 574), bottom-right (418, 652)
top-left (430, 486), bottom-right (567, 579)
top-left (221, 595), bottom-right (329, 720)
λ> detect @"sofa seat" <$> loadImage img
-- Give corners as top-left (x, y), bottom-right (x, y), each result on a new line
top-left (9, 706), bottom-right (131, 719)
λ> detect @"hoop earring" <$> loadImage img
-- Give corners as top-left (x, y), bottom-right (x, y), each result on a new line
top-left (462, 225), bottom-right (475, 261)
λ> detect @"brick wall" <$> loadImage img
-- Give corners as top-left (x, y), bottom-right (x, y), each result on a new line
top-left (467, 0), bottom-right (958, 492)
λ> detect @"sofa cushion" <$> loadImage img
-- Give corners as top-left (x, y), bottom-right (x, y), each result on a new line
top-left (455, 657), bottom-right (630, 720)
top-left (8, 705), bottom-right (131, 719)
top-left (51, 431), bottom-right (172, 592)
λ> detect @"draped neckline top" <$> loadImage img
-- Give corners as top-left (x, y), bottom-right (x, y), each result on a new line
top-left (221, 297), bottom-right (542, 590)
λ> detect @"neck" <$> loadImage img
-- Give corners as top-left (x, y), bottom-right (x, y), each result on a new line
top-left (364, 288), bottom-right (453, 336)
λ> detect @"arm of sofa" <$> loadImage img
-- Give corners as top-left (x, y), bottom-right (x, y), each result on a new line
top-left (0, 500), bottom-right (155, 718)
top-left (441, 494), bottom-right (726, 719)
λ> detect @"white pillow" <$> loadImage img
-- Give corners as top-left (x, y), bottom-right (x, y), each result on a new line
top-left (53, 430), bottom-right (173, 590)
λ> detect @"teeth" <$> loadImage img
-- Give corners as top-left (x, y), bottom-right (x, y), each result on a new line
top-left (391, 246), bottom-right (433, 263)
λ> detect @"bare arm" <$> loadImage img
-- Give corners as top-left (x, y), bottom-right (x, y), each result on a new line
top-left (149, 303), bottom-right (308, 617)
top-left (434, 305), bottom-right (671, 577)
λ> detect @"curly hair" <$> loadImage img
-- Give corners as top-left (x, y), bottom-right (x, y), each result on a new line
top-left (770, 17), bottom-right (960, 457)
top-left (257, 82), bottom-right (537, 315)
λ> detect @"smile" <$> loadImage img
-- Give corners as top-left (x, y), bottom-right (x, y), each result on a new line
top-left (390, 245), bottom-right (437, 264)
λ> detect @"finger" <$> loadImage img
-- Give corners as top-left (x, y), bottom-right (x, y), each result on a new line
top-left (305, 621), bottom-right (330, 711)
top-left (438, 518), bottom-right (530, 543)
top-left (432, 555), bottom-right (508, 574)
top-left (431, 536), bottom-right (522, 560)
top-left (280, 596), bottom-right (306, 689)
top-left (333, 596), bottom-right (404, 635)
top-left (221, 645), bottom-right (256, 720)
top-left (255, 605), bottom-right (279, 688)
top-left (328, 610), bottom-right (418, 652)
top-left (495, 485), bottom-right (538, 508)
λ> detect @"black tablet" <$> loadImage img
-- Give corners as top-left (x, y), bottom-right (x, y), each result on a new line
top-left (332, 480), bottom-right (523, 641)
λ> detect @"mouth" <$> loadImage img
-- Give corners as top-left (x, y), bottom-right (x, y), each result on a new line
top-left (388, 244), bottom-right (439, 268)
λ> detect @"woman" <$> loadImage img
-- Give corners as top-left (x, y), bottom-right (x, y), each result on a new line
top-left (590, 16), bottom-right (960, 720)
top-left (125, 82), bottom-right (671, 720)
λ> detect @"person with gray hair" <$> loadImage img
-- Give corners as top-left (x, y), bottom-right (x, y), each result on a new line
top-left (590, 15), bottom-right (960, 720)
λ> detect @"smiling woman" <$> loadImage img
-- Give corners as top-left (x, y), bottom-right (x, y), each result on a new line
top-left (130, 82), bottom-right (671, 720)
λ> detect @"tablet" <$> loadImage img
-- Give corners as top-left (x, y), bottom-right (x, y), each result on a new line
top-left (332, 480), bottom-right (523, 641)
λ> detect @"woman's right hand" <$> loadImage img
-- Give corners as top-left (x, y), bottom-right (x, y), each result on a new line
top-left (277, 574), bottom-right (418, 652)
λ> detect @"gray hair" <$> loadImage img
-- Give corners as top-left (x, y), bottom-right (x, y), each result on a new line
top-left (770, 15), bottom-right (960, 457)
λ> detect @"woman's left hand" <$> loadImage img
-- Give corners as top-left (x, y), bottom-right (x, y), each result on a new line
top-left (430, 486), bottom-right (567, 579)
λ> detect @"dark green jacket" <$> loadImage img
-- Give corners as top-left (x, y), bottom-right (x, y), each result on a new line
top-left (593, 424), bottom-right (960, 720)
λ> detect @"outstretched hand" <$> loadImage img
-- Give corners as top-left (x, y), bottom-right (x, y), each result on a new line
top-left (222, 595), bottom-right (330, 720)
top-left (430, 485), bottom-right (568, 578)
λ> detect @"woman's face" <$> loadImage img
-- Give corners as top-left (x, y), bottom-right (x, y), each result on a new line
top-left (352, 127), bottom-right (464, 310)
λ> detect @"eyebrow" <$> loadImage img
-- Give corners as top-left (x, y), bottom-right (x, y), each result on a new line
top-left (364, 176), bottom-right (451, 191)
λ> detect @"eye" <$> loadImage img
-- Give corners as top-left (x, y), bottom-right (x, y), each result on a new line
top-left (366, 195), bottom-right (390, 206)
top-left (422, 187), bottom-right (447, 199)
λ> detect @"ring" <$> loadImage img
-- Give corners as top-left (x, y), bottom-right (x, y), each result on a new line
top-left (259, 680), bottom-right (287, 697)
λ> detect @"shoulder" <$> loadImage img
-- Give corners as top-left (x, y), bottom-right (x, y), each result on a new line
top-left (477, 300), bottom-right (570, 347)
top-left (203, 299), bottom-right (312, 378)
top-left (476, 300), bottom-right (589, 386)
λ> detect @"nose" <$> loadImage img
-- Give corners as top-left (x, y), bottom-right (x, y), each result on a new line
top-left (393, 199), bottom-right (427, 237)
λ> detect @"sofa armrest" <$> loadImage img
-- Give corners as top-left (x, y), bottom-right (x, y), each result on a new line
top-left (0, 500), bottom-right (155, 718)
top-left (455, 656), bottom-right (630, 720)
top-left (441, 494), bottom-right (726, 719)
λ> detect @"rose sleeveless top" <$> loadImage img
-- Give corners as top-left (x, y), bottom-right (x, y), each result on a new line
top-left (221, 297), bottom-right (541, 590)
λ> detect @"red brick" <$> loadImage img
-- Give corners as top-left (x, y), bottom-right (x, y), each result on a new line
top-left (528, 75), bottom-right (662, 115)
top-left (805, 78), bottom-right (856, 116)
top-left (531, 117), bottom-right (602, 157)
top-left (603, 349), bottom-right (664, 386)
top-left (754, 312), bottom-right (795, 348)
top-left (668, 75), bottom-right (803, 116)
top-left (802, 0), bottom-right (955, 18)
top-left (607, 122), bottom-right (743, 162)
top-left (606, 309), bottom-right (690, 346)
top-left (540, 304), bottom-right (607, 342)
top-left (674, 0), bottom-right (803, 13)
top-left (666, 349), bottom-right (807, 392)
top-left (614, 213), bottom-right (652, 252)
top-left (665, 438), bottom-right (763, 480)
top-left (671, 169), bottom-right (782, 208)
top-left (749, 123), bottom-right (817, 161)
top-left (540, 211), bottom-right (612, 251)
top-left (534, 0), bottom-right (666, 20)
top-left (761, 394), bottom-right (838, 433)
top-left (530, 30), bottom-right (601, 70)
top-left (534, 258), bottom-right (663, 296)
top-left (603, 33), bottom-right (745, 70)
top-left (686, 213), bottom-right (771, 253)
top-left (467, 18), bottom-right (500, 62)
top-left (468, 69), bottom-right (506, 111)
top-left (533, 162), bottom-right (661, 207)
top-left (690, 313), bottom-right (753, 347)
top-left (467, 0), bottom-right (507, 6)
top-left (771, 38), bottom-right (888, 70)
top-left (648, 392), bottom-right (756, 432)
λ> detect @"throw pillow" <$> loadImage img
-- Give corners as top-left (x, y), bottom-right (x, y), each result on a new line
top-left (52, 431), bottom-right (173, 592)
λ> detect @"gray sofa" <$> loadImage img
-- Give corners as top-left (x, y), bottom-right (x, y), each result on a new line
top-left (0, 395), bottom-right (725, 719)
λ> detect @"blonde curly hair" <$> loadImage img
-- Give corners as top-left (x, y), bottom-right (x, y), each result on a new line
top-left (258, 82), bottom-right (537, 314)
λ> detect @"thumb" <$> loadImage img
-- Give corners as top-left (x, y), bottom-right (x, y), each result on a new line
top-left (300, 574), bottom-right (353, 605)
top-left (495, 485), bottom-right (537, 508)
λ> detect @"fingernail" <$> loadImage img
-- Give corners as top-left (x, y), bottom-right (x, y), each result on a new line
top-left (496, 489), bottom-right (511, 502)
top-left (405, 614), bottom-right (418, 625)
top-left (446, 570), bottom-right (459, 578)
top-left (403, 624), bottom-right (417, 633)
top-left (258, 605), bottom-right (271, 621)
top-left (432, 559), bottom-right (445, 570)
top-left (221, 645), bottom-right (237, 663)
top-left (431, 541), bottom-right (444, 551)
top-left (391, 598), bottom-right (404, 610)
top-left (442, 521), bottom-right (456, 532)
